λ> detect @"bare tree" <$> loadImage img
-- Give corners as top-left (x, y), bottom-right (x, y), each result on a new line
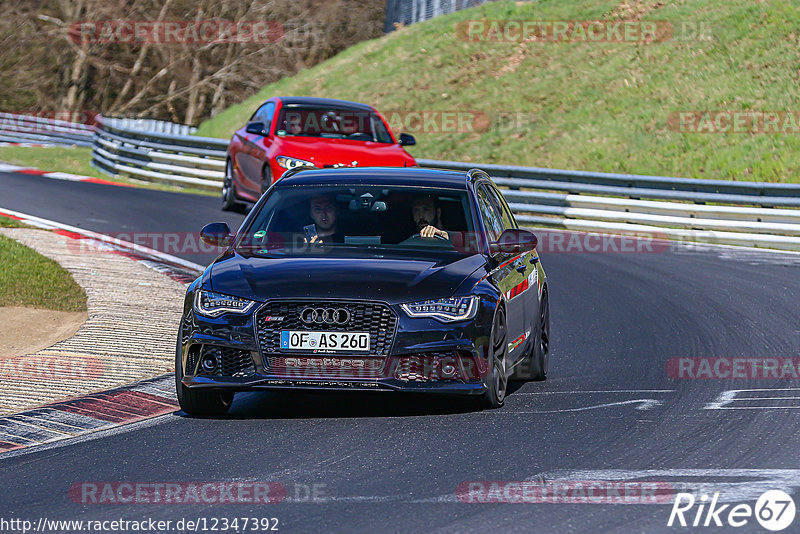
top-left (0, 0), bottom-right (385, 125)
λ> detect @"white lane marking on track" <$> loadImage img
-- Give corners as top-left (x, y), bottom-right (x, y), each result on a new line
top-left (705, 388), bottom-right (800, 410)
top-left (285, 469), bottom-right (800, 505)
top-left (516, 390), bottom-right (675, 394)
top-left (504, 399), bottom-right (664, 413)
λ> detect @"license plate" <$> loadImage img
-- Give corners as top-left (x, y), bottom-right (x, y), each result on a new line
top-left (280, 331), bottom-right (370, 352)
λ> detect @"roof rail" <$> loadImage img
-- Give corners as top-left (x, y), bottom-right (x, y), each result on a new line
top-left (466, 168), bottom-right (490, 183)
top-left (278, 166), bottom-right (315, 181)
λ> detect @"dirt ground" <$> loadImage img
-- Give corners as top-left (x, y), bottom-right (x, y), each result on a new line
top-left (0, 307), bottom-right (87, 359)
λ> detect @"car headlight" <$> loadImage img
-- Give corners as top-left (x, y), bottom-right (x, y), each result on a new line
top-left (400, 296), bottom-right (478, 322)
top-left (276, 156), bottom-right (316, 170)
top-left (194, 290), bottom-right (257, 317)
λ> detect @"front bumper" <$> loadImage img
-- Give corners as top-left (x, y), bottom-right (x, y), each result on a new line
top-left (181, 374), bottom-right (487, 395)
top-left (178, 296), bottom-right (494, 396)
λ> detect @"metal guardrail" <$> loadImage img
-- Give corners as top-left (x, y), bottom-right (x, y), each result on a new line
top-left (91, 115), bottom-right (226, 189)
top-left (0, 112), bottom-right (95, 147)
top-left (78, 116), bottom-right (800, 251)
top-left (418, 159), bottom-right (800, 251)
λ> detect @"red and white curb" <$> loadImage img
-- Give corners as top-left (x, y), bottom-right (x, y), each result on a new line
top-left (0, 375), bottom-right (177, 456)
top-left (0, 210), bottom-right (206, 456)
top-left (0, 207), bottom-right (203, 281)
top-left (0, 162), bottom-right (130, 187)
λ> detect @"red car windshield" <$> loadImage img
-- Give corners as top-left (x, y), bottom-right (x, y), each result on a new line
top-left (276, 106), bottom-right (394, 143)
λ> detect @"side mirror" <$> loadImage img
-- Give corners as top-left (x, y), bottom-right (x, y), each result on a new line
top-left (245, 122), bottom-right (267, 136)
top-left (398, 133), bottom-right (416, 146)
top-left (200, 222), bottom-right (234, 247)
top-left (490, 229), bottom-right (538, 254)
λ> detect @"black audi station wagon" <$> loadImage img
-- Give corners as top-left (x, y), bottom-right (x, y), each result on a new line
top-left (177, 167), bottom-right (549, 414)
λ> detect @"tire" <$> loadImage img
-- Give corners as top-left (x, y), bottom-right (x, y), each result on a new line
top-left (221, 159), bottom-right (245, 212)
top-left (532, 286), bottom-right (550, 381)
top-left (175, 326), bottom-right (234, 416)
top-left (260, 165), bottom-right (272, 195)
top-left (482, 307), bottom-right (508, 408)
top-left (512, 286), bottom-right (549, 381)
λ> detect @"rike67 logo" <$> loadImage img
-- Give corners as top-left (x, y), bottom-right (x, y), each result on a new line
top-left (668, 490), bottom-right (796, 531)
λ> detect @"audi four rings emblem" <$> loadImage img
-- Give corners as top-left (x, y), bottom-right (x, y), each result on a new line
top-left (300, 307), bottom-right (351, 325)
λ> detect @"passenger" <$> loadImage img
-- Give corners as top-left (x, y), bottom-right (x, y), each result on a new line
top-left (412, 196), bottom-right (449, 240)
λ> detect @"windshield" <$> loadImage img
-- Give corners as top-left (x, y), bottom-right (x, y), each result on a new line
top-left (236, 185), bottom-right (480, 256)
top-left (275, 106), bottom-right (394, 143)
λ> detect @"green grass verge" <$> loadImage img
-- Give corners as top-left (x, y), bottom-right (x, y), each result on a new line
top-left (196, 0), bottom-right (800, 182)
top-left (0, 231), bottom-right (87, 312)
top-left (0, 146), bottom-right (216, 196)
top-left (0, 215), bottom-right (29, 228)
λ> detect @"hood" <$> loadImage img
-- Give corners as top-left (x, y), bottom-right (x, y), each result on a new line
top-left (209, 251), bottom-right (486, 305)
top-left (276, 137), bottom-right (415, 167)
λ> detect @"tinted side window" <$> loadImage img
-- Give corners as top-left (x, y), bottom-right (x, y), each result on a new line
top-left (487, 185), bottom-right (516, 230)
top-left (476, 185), bottom-right (504, 242)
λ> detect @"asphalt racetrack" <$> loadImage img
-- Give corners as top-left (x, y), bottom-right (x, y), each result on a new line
top-left (1, 170), bottom-right (800, 533)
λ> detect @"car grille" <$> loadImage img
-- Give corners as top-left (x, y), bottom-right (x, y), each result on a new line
top-left (255, 300), bottom-right (398, 360)
top-left (264, 356), bottom-right (385, 379)
top-left (185, 345), bottom-right (200, 376)
top-left (196, 345), bottom-right (256, 377)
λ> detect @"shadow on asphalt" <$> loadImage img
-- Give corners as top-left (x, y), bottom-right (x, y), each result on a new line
top-left (179, 382), bottom-right (527, 420)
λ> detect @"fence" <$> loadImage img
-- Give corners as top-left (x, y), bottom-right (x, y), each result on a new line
top-left (90, 115), bottom-right (226, 189)
top-left (3, 112), bottom-right (800, 251)
top-left (384, 0), bottom-right (494, 32)
top-left (0, 112), bottom-right (95, 147)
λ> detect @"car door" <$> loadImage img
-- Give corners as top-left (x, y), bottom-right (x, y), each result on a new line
top-left (476, 183), bottom-right (526, 365)
top-left (485, 183), bottom-right (538, 361)
top-left (235, 101), bottom-right (274, 197)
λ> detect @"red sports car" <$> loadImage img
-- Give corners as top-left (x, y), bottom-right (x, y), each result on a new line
top-left (222, 96), bottom-right (417, 210)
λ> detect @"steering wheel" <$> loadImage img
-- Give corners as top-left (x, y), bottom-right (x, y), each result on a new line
top-left (345, 132), bottom-right (372, 141)
top-left (400, 233), bottom-right (450, 246)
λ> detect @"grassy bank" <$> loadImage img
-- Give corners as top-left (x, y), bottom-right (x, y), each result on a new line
top-left (196, 0), bottom-right (800, 182)
top-left (0, 217), bottom-right (87, 312)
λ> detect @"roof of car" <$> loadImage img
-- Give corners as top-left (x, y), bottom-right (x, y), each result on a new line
top-left (277, 96), bottom-right (375, 112)
top-left (276, 167), bottom-right (474, 189)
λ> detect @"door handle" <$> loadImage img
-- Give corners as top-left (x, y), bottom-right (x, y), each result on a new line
top-left (529, 256), bottom-right (539, 265)
top-left (516, 265), bottom-right (527, 274)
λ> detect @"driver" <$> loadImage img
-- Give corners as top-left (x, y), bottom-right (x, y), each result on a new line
top-left (286, 115), bottom-right (303, 135)
top-left (412, 196), bottom-right (449, 240)
top-left (305, 194), bottom-right (344, 244)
